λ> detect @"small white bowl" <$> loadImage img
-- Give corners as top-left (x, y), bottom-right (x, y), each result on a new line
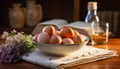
top-left (34, 37), bottom-right (89, 56)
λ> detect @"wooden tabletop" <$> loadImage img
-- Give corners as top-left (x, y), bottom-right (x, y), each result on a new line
top-left (0, 38), bottom-right (120, 69)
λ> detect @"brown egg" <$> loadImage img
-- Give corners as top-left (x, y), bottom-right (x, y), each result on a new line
top-left (49, 35), bottom-right (62, 44)
top-left (33, 34), bottom-right (39, 42)
top-left (54, 31), bottom-right (63, 39)
top-left (37, 32), bottom-right (50, 44)
top-left (74, 30), bottom-right (80, 37)
top-left (60, 27), bottom-right (74, 38)
top-left (73, 34), bottom-right (85, 44)
top-left (42, 25), bottom-right (56, 35)
top-left (62, 38), bottom-right (74, 44)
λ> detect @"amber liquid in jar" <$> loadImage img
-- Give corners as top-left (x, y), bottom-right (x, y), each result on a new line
top-left (92, 32), bottom-right (107, 44)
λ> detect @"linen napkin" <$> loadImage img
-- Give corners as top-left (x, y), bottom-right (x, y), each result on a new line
top-left (21, 46), bottom-right (117, 69)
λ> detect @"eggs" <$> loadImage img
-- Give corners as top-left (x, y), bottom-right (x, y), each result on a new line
top-left (33, 25), bottom-right (86, 45)
top-left (60, 27), bottom-right (74, 38)
top-left (42, 25), bottom-right (56, 35)
top-left (73, 34), bottom-right (85, 44)
top-left (37, 32), bottom-right (50, 44)
top-left (74, 30), bottom-right (80, 37)
top-left (54, 31), bottom-right (63, 38)
top-left (63, 38), bottom-right (74, 44)
top-left (49, 35), bottom-right (62, 44)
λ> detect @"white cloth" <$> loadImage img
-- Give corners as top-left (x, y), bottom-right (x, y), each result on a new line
top-left (21, 46), bottom-right (117, 69)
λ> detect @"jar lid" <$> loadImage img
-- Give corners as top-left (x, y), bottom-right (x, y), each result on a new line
top-left (88, 2), bottom-right (97, 10)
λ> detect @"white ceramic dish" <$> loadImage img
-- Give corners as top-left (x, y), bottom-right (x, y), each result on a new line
top-left (34, 36), bottom-right (89, 56)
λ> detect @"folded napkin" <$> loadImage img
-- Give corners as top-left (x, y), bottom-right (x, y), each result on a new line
top-left (21, 46), bottom-right (117, 69)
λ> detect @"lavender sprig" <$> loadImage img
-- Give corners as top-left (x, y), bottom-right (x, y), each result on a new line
top-left (0, 30), bottom-right (34, 63)
top-left (0, 43), bottom-right (20, 63)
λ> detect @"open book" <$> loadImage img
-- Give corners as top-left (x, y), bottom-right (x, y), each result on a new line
top-left (32, 19), bottom-right (92, 39)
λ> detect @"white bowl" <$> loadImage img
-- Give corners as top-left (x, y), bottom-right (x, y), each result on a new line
top-left (34, 37), bottom-right (89, 56)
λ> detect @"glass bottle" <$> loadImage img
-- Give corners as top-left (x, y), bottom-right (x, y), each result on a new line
top-left (85, 2), bottom-right (99, 23)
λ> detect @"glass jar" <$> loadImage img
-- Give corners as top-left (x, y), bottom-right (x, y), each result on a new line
top-left (85, 2), bottom-right (99, 23)
top-left (9, 3), bottom-right (25, 28)
top-left (26, 0), bottom-right (43, 27)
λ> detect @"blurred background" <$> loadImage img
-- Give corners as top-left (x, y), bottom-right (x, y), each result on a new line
top-left (0, 0), bottom-right (120, 37)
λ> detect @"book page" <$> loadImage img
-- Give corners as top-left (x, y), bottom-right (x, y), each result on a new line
top-left (40, 19), bottom-right (68, 27)
top-left (31, 19), bottom-right (68, 35)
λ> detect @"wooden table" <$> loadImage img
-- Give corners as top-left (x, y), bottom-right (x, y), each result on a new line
top-left (0, 38), bottom-right (120, 69)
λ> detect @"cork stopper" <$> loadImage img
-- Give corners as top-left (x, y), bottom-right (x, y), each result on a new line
top-left (88, 2), bottom-right (97, 10)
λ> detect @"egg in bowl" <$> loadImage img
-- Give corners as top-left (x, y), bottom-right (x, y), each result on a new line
top-left (33, 25), bottom-right (89, 56)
